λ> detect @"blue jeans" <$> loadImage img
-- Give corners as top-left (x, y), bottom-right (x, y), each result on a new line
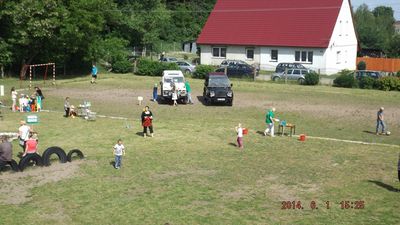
top-left (153, 90), bottom-right (158, 101)
top-left (376, 120), bottom-right (385, 133)
top-left (115, 155), bottom-right (122, 168)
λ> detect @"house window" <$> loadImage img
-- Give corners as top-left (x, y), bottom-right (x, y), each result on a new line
top-left (295, 51), bottom-right (313, 63)
top-left (336, 51), bottom-right (341, 64)
top-left (212, 47), bottom-right (226, 58)
top-left (246, 48), bottom-right (254, 60)
top-left (271, 50), bottom-right (278, 61)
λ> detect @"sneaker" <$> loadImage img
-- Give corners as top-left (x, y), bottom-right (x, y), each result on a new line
top-left (151, 133), bottom-right (154, 137)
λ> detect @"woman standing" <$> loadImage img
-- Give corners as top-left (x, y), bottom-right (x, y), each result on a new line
top-left (11, 87), bottom-right (18, 112)
top-left (35, 87), bottom-right (44, 111)
top-left (141, 106), bottom-right (154, 137)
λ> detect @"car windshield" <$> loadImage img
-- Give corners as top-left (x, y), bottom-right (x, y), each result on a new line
top-left (165, 76), bottom-right (184, 83)
top-left (209, 76), bottom-right (230, 87)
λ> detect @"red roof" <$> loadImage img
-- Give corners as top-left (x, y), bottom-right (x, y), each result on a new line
top-left (197, 0), bottom-right (344, 48)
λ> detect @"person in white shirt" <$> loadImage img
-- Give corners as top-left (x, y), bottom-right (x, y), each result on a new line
top-left (113, 139), bottom-right (125, 169)
top-left (18, 120), bottom-right (31, 152)
top-left (11, 87), bottom-right (18, 112)
top-left (235, 123), bottom-right (244, 149)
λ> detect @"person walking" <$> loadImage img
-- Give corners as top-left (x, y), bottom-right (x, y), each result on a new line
top-left (113, 139), bottom-right (125, 169)
top-left (90, 64), bottom-right (98, 84)
top-left (264, 108), bottom-right (277, 137)
top-left (185, 81), bottom-right (193, 104)
top-left (141, 106), bottom-right (154, 137)
top-left (235, 123), bottom-right (244, 149)
top-left (398, 153), bottom-right (400, 182)
top-left (18, 121), bottom-right (31, 152)
top-left (11, 87), bottom-right (18, 112)
top-left (64, 97), bottom-right (70, 117)
top-left (376, 107), bottom-right (386, 135)
top-left (153, 83), bottom-right (158, 102)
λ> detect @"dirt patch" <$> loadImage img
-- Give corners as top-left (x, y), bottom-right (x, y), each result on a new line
top-left (0, 161), bottom-right (84, 205)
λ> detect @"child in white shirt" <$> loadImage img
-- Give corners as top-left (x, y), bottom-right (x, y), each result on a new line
top-left (235, 123), bottom-right (244, 149)
top-left (113, 139), bottom-right (125, 169)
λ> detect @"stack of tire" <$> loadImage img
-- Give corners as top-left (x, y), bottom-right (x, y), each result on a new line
top-left (2, 147), bottom-right (84, 172)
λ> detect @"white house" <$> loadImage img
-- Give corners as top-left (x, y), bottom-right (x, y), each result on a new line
top-left (197, 0), bottom-right (358, 75)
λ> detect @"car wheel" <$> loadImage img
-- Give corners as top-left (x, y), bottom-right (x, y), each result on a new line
top-left (298, 78), bottom-right (305, 84)
top-left (272, 76), bottom-right (280, 82)
top-left (228, 100), bottom-right (233, 106)
top-left (184, 69), bottom-right (191, 76)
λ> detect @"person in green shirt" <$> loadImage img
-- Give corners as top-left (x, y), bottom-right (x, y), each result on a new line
top-left (264, 107), bottom-right (276, 137)
top-left (185, 81), bottom-right (193, 104)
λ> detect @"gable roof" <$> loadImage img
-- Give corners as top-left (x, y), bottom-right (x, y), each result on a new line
top-left (197, 0), bottom-right (344, 48)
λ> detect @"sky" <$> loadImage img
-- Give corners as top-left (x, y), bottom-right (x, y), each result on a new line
top-left (351, 0), bottom-right (400, 20)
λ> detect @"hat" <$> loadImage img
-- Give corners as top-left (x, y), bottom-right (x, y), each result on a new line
top-left (20, 120), bottom-right (26, 125)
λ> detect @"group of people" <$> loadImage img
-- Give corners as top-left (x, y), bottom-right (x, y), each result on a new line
top-left (64, 97), bottom-right (77, 118)
top-left (11, 86), bottom-right (44, 112)
top-left (152, 81), bottom-right (193, 106)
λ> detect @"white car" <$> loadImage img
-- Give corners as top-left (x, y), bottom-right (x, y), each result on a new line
top-left (160, 70), bottom-right (187, 103)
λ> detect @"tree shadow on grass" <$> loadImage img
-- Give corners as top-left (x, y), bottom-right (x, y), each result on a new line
top-left (367, 180), bottom-right (400, 192)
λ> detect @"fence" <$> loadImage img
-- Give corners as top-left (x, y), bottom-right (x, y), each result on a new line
top-left (356, 57), bottom-right (400, 73)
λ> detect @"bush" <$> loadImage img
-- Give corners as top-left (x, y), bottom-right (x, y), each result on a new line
top-left (396, 71), bottom-right (400, 78)
top-left (376, 76), bottom-right (400, 91)
top-left (357, 61), bottom-right (366, 70)
top-left (333, 71), bottom-right (357, 88)
top-left (112, 60), bottom-right (132, 73)
top-left (358, 76), bottom-right (376, 89)
top-left (192, 65), bottom-right (215, 79)
top-left (136, 59), bottom-right (179, 76)
top-left (304, 71), bottom-right (320, 85)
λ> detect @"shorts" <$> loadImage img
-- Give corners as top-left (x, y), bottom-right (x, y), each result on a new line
top-left (92, 75), bottom-right (97, 78)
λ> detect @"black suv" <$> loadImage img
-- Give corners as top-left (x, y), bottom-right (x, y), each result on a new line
top-left (275, 63), bottom-right (307, 73)
top-left (203, 73), bottom-right (233, 106)
top-left (215, 64), bottom-right (256, 77)
top-left (354, 70), bottom-right (382, 79)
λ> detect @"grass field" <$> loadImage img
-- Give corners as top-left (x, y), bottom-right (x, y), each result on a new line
top-left (0, 74), bottom-right (399, 225)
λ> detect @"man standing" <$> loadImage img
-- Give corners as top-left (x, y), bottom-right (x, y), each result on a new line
top-left (185, 81), bottom-right (193, 104)
top-left (0, 136), bottom-right (13, 168)
top-left (18, 121), bottom-right (30, 152)
top-left (376, 107), bottom-right (386, 135)
top-left (264, 108), bottom-right (276, 137)
top-left (91, 64), bottom-right (98, 84)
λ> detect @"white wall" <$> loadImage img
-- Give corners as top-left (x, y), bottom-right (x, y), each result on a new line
top-left (200, 45), bottom-right (260, 66)
top-left (324, 0), bottom-right (358, 74)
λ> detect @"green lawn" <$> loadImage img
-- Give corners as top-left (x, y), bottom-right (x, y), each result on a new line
top-left (0, 74), bottom-right (399, 225)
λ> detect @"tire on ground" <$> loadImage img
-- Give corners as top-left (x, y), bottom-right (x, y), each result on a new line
top-left (67, 149), bottom-right (84, 162)
top-left (42, 146), bottom-right (68, 166)
top-left (8, 160), bottom-right (20, 172)
top-left (18, 153), bottom-right (43, 171)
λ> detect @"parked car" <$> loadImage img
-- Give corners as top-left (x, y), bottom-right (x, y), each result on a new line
top-left (160, 57), bottom-right (178, 62)
top-left (220, 60), bottom-right (247, 67)
top-left (203, 72), bottom-right (233, 106)
top-left (271, 68), bottom-right (309, 84)
top-left (215, 64), bottom-right (256, 77)
top-left (176, 61), bottom-right (196, 75)
top-left (275, 63), bottom-right (307, 73)
top-left (159, 70), bottom-right (187, 103)
top-left (353, 70), bottom-right (383, 79)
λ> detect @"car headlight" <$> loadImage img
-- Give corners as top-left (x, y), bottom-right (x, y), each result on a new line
top-left (227, 91), bottom-right (233, 97)
top-left (210, 91), bottom-right (215, 97)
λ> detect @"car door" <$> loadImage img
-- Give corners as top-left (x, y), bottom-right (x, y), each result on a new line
top-left (290, 69), bottom-right (301, 80)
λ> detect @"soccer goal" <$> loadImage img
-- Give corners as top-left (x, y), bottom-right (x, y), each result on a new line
top-left (20, 63), bottom-right (56, 89)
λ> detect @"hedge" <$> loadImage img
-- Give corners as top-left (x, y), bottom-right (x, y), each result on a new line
top-left (192, 65), bottom-right (215, 79)
top-left (136, 59), bottom-right (179, 76)
top-left (304, 71), bottom-right (320, 85)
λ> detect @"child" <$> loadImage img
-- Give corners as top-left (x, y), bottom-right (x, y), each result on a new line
top-left (11, 87), bottom-right (18, 112)
top-left (64, 97), bottom-right (70, 117)
top-left (153, 83), bottom-right (158, 101)
top-left (235, 123), bottom-right (244, 149)
top-left (113, 139), bottom-right (125, 169)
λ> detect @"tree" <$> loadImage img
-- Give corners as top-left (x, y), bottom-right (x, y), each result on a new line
top-left (0, 39), bottom-right (12, 78)
top-left (386, 34), bottom-right (400, 58)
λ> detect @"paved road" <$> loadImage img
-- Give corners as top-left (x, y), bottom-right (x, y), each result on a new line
top-left (256, 75), bottom-right (334, 85)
